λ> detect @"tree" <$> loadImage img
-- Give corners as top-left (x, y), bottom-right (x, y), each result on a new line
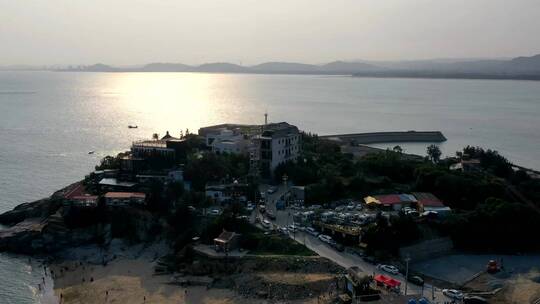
top-left (392, 145), bottom-right (403, 154)
top-left (426, 144), bottom-right (442, 163)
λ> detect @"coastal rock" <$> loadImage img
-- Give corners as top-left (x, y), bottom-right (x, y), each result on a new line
top-left (0, 198), bottom-right (62, 226)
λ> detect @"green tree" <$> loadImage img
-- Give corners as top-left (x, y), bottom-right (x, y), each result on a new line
top-left (426, 144), bottom-right (442, 163)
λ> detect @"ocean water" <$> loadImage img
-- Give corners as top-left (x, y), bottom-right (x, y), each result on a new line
top-left (0, 71), bottom-right (539, 302)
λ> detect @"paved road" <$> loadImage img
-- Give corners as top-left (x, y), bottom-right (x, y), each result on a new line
top-left (255, 187), bottom-right (455, 303)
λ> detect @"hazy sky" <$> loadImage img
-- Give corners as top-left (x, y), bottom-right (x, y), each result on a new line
top-left (1, 0), bottom-right (539, 65)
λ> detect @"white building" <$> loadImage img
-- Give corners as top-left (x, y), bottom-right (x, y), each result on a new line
top-left (208, 129), bottom-right (251, 154)
top-left (252, 122), bottom-right (301, 176)
top-left (198, 121), bottom-right (301, 177)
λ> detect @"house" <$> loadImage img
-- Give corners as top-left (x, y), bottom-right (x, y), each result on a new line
top-left (205, 128), bottom-right (251, 154)
top-left (413, 192), bottom-right (452, 215)
top-left (289, 186), bottom-right (305, 202)
top-left (450, 159), bottom-right (481, 172)
top-left (131, 131), bottom-right (190, 163)
top-left (213, 230), bottom-right (241, 252)
top-left (104, 192), bottom-right (146, 206)
top-left (98, 178), bottom-right (137, 192)
top-left (364, 194), bottom-right (417, 211)
top-left (68, 195), bottom-right (99, 208)
top-left (205, 181), bottom-right (249, 204)
top-left (251, 122), bottom-right (301, 176)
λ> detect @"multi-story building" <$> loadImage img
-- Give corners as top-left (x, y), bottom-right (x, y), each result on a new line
top-left (251, 122), bottom-right (301, 177)
top-left (199, 120), bottom-right (301, 177)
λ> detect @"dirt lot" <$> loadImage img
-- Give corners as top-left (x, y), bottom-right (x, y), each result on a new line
top-left (490, 270), bottom-right (540, 304)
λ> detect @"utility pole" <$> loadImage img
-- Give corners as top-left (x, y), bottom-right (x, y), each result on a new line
top-left (404, 256), bottom-right (411, 295)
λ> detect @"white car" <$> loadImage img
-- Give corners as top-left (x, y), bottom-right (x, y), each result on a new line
top-left (306, 227), bottom-right (319, 236)
top-left (442, 289), bottom-right (464, 300)
top-left (378, 264), bottom-right (399, 275)
top-left (318, 234), bottom-right (333, 244)
top-left (210, 209), bottom-right (220, 216)
top-left (262, 219), bottom-right (271, 228)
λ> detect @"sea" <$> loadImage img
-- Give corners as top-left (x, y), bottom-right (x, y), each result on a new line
top-left (0, 71), bottom-right (539, 303)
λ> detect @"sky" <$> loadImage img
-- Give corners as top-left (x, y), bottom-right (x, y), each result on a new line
top-left (1, 0), bottom-right (539, 66)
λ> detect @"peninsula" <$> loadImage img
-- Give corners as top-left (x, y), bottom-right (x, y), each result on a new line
top-left (1, 122), bottom-right (540, 303)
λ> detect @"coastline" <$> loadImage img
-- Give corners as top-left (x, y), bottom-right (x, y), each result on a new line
top-left (46, 240), bottom-right (240, 304)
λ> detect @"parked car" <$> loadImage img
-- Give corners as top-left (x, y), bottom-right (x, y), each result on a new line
top-left (262, 219), bottom-right (271, 228)
top-left (279, 227), bottom-right (289, 234)
top-left (306, 227), bottom-right (319, 236)
top-left (347, 202), bottom-right (356, 210)
top-left (267, 187), bottom-right (277, 194)
top-left (377, 264), bottom-right (399, 275)
top-left (210, 209), bottom-right (220, 216)
top-left (464, 296), bottom-right (488, 304)
top-left (318, 234), bottom-right (333, 244)
top-left (408, 275), bottom-right (424, 286)
top-left (442, 289), bottom-right (464, 300)
top-left (259, 205), bottom-right (266, 213)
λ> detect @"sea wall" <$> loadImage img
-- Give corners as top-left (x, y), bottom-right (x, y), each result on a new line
top-left (321, 131), bottom-right (446, 144)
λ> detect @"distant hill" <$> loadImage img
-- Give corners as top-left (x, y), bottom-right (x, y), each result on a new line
top-left (320, 61), bottom-right (381, 73)
top-left (197, 62), bottom-right (248, 73)
top-left (140, 63), bottom-right (193, 72)
top-left (251, 62), bottom-right (319, 73)
top-left (503, 54), bottom-right (540, 72)
top-left (54, 54), bottom-right (540, 80)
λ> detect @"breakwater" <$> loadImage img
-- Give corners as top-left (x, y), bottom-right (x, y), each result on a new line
top-left (321, 131), bottom-right (447, 144)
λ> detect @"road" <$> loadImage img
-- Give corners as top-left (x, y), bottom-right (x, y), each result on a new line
top-left (257, 184), bottom-right (456, 303)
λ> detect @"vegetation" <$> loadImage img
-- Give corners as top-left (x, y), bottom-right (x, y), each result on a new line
top-left (442, 198), bottom-right (540, 252)
top-left (184, 152), bottom-right (250, 191)
top-left (426, 144), bottom-right (442, 163)
top-left (361, 214), bottom-right (421, 254)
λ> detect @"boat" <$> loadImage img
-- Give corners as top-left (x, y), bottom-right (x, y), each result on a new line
top-left (88, 151), bottom-right (95, 154)
top-left (128, 125), bottom-right (138, 129)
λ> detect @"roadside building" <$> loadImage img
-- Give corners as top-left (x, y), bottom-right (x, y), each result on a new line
top-left (213, 230), bottom-right (241, 252)
top-left (289, 186), bottom-right (305, 202)
top-left (413, 192), bottom-right (452, 215)
top-left (364, 194), bottom-right (417, 211)
top-left (104, 192), bottom-right (146, 207)
top-left (205, 181), bottom-right (249, 204)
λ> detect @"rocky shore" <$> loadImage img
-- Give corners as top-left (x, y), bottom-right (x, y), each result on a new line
top-left (0, 183), bottom-right (156, 255)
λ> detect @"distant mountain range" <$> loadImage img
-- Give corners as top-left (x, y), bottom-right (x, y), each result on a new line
top-left (4, 54), bottom-right (540, 80)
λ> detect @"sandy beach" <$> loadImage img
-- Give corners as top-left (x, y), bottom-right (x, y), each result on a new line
top-left (46, 240), bottom-right (335, 304)
top-left (47, 241), bottom-right (249, 304)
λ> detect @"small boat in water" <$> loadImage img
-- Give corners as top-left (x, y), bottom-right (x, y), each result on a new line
top-left (128, 125), bottom-right (138, 129)
top-left (88, 151), bottom-right (95, 154)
